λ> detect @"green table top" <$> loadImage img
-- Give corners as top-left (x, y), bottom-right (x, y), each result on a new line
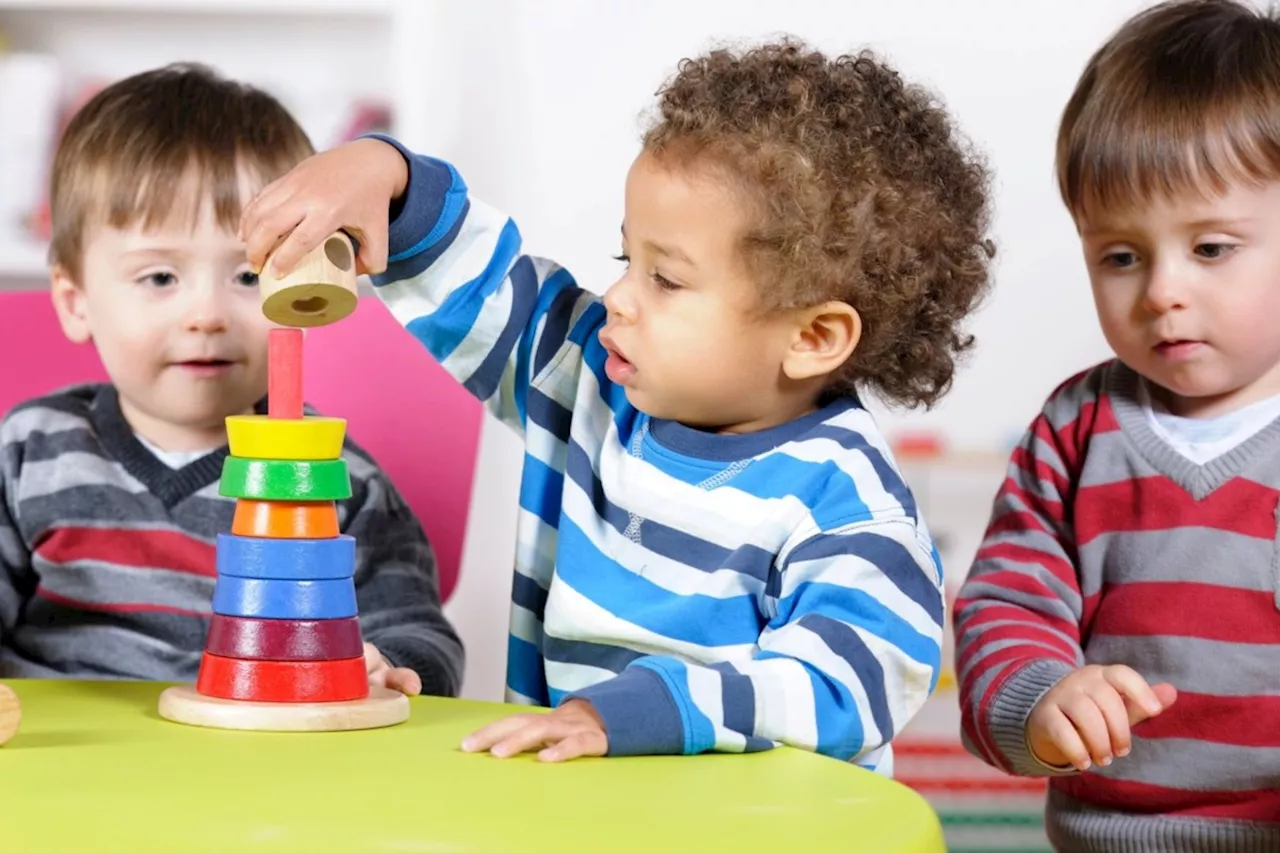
top-left (1, 679), bottom-right (945, 853)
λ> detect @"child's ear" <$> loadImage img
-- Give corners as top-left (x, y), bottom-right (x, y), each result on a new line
top-left (781, 301), bottom-right (861, 382)
top-left (50, 264), bottom-right (92, 344)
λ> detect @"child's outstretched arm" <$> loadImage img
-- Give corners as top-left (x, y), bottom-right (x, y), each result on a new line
top-left (955, 378), bottom-right (1175, 776)
top-left (241, 136), bottom-right (601, 437)
top-left (464, 517), bottom-right (945, 766)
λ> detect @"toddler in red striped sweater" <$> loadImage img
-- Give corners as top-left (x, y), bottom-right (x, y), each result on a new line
top-left (956, 1), bottom-right (1280, 850)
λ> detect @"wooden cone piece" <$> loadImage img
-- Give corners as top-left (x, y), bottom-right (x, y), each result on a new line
top-left (0, 683), bottom-right (20, 746)
top-left (259, 232), bottom-right (359, 328)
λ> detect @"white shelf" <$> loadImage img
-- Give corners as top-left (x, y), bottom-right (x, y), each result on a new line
top-left (0, 0), bottom-right (391, 14)
top-left (0, 0), bottom-right (451, 293)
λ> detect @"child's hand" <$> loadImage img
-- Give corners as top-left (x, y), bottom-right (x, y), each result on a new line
top-left (363, 642), bottom-right (422, 696)
top-left (1027, 664), bottom-right (1177, 772)
top-left (460, 699), bottom-right (608, 763)
top-left (238, 137), bottom-right (409, 278)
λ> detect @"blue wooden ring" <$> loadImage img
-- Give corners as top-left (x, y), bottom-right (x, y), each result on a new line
top-left (216, 533), bottom-right (355, 581)
top-left (211, 576), bottom-right (357, 620)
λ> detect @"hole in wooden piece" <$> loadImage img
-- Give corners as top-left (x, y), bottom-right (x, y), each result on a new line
top-left (324, 235), bottom-right (353, 272)
top-left (291, 296), bottom-right (329, 315)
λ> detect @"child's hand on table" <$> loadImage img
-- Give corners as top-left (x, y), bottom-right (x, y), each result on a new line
top-left (364, 643), bottom-right (421, 696)
top-left (238, 137), bottom-right (409, 278)
top-left (1027, 663), bottom-right (1177, 772)
top-left (461, 699), bottom-right (608, 763)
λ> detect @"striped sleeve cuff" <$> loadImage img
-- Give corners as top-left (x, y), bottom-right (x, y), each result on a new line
top-left (359, 133), bottom-right (466, 269)
top-left (567, 666), bottom-right (685, 757)
top-left (987, 657), bottom-right (1078, 776)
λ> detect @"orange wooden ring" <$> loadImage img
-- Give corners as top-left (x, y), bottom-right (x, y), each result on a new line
top-left (196, 653), bottom-right (368, 703)
top-left (232, 500), bottom-right (340, 539)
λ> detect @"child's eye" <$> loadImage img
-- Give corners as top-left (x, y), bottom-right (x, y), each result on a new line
top-left (652, 273), bottom-right (681, 292)
top-left (1195, 242), bottom-right (1235, 260)
top-left (1100, 251), bottom-right (1137, 270)
top-left (235, 270), bottom-right (260, 287)
top-left (139, 271), bottom-right (177, 288)
top-left (612, 253), bottom-right (630, 264)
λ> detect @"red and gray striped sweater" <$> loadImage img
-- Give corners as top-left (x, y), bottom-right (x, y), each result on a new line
top-left (956, 360), bottom-right (1280, 853)
top-left (0, 384), bottom-right (463, 694)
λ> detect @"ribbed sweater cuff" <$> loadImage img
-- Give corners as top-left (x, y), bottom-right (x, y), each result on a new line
top-left (988, 657), bottom-right (1077, 776)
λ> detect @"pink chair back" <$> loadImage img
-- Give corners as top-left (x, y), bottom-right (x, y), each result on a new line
top-left (0, 291), bottom-right (480, 600)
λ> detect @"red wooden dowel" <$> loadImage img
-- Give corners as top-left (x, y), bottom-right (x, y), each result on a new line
top-left (268, 328), bottom-right (304, 419)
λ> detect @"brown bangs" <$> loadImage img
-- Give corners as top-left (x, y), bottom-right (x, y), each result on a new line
top-left (1057, 0), bottom-right (1280, 219)
top-left (49, 63), bottom-right (313, 280)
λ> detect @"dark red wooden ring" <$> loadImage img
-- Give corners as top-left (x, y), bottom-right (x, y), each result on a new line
top-left (205, 614), bottom-right (364, 662)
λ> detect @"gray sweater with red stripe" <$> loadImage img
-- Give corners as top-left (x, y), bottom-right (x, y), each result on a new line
top-left (955, 360), bottom-right (1280, 853)
top-left (0, 384), bottom-right (463, 694)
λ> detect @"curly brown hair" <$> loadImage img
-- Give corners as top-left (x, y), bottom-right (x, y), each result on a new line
top-left (643, 39), bottom-right (995, 408)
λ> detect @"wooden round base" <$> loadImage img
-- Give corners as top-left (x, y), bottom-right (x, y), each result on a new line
top-left (0, 683), bottom-right (20, 746)
top-left (157, 684), bottom-right (409, 733)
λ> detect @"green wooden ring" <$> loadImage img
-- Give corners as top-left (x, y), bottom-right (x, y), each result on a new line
top-left (219, 457), bottom-right (352, 501)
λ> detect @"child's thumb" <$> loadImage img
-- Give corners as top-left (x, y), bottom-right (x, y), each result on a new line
top-left (1127, 681), bottom-right (1177, 726)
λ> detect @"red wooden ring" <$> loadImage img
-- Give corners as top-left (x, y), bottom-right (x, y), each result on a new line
top-left (196, 653), bottom-right (368, 703)
top-left (205, 615), bottom-right (364, 661)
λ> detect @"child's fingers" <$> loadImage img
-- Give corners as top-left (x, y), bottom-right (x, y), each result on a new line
top-left (362, 642), bottom-right (385, 673)
top-left (1036, 706), bottom-right (1092, 771)
top-left (240, 188), bottom-right (304, 271)
top-left (242, 201), bottom-right (307, 275)
top-left (460, 714), bottom-right (540, 754)
top-left (1087, 683), bottom-right (1133, 759)
top-left (1101, 665), bottom-right (1166, 723)
top-left (384, 667), bottom-right (422, 697)
top-left (538, 730), bottom-right (607, 763)
top-left (238, 174), bottom-right (292, 243)
top-left (487, 718), bottom-right (564, 759)
top-left (1059, 693), bottom-right (1113, 768)
top-left (1150, 681), bottom-right (1179, 711)
top-left (264, 214), bottom-right (340, 279)
top-left (351, 226), bottom-right (390, 277)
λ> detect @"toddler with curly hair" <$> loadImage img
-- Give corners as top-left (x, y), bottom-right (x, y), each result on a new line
top-left (238, 38), bottom-right (995, 767)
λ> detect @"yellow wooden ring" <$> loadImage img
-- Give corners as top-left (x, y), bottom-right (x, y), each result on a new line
top-left (226, 415), bottom-right (346, 461)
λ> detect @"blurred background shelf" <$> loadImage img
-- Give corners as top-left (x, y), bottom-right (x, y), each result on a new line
top-left (0, 0), bottom-right (393, 15)
top-left (0, 0), bottom-right (452, 291)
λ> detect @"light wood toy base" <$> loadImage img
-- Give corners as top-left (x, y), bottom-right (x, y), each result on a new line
top-left (157, 685), bottom-right (409, 732)
top-left (0, 683), bottom-right (20, 745)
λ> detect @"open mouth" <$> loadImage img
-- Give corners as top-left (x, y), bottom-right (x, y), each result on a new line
top-left (603, 349), bottom-right (636, 384)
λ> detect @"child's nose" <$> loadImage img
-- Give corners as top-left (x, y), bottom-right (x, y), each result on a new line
top-left (603, 277), bottom-right (636, 321)
top-left (184, 287), bottom-right (231, 333)
top-left (1142, 266), bottom-right (1187, 314)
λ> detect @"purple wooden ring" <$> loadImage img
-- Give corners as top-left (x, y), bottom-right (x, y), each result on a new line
top-left (205, 614), bottom-right (364, 662)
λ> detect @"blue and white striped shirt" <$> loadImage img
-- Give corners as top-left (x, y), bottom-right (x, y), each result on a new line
top-left (369, 136), bottom-right (945, 770)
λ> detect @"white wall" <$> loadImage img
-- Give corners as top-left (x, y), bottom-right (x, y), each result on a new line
top-left (429, 0), bottom-right (1165, 699)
